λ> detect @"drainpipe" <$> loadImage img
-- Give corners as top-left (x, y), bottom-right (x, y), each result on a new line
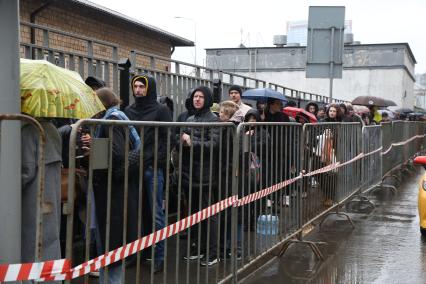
top-left (30, 0), bottom-right (55, 58)
top-left (0, 0), bottom-right (21, 265)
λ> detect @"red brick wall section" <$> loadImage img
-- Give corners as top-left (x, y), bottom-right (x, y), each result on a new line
top-left (19, 0), bottom-right (172, 70)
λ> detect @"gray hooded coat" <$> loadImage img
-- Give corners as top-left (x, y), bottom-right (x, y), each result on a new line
top-left (21, 120), bottom-right (62, 263)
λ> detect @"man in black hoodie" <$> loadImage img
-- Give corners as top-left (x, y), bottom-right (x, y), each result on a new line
top-left (125, 74), bottom-right (172, 272)
top-left (180, 86), bottom-right (220, 266)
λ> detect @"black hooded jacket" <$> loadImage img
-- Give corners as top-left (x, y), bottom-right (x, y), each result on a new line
top-left (305, 101), bottom-right (319, 116)
top-left (125, 74), bottom-right (172, 170)
top-left (264, 110), bottom-right (290, 122)
top-left (181, 86), bottom-right (220, 185)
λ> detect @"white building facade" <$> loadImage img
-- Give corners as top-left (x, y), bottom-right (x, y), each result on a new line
top-left (206, 43), bottom-right (416, 107)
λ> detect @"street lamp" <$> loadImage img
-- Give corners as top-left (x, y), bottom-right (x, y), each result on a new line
top-left (174, 16), bottom-right (197, 65)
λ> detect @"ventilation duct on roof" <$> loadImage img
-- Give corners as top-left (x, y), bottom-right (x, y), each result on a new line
top-left (273, 35), bottom-right (287, 47)
top-left (344, 33), bottom-right (354, 44)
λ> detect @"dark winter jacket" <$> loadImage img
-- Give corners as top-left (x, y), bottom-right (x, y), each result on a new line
top-left (264, 109), bottom-right (292, 184)
top-left (322, 116), bottom-right (342, 123)
top-left (125, 74), bottom-right (172, 171)
top-left (181, 86), bottom-right (220, 186)
top-left (93, 117), bottom-right (127, 255)
top-left (177, 94), bottom-right (196, 122)
top-left (264, 110), bottom-right (290, 123)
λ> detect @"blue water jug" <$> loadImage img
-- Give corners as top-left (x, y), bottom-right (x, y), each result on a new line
top-left (257, 215), bottom-right (279, 235)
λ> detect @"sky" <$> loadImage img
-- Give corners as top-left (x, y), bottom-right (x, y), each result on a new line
top-left (91, 0), bottom-right (426, 73)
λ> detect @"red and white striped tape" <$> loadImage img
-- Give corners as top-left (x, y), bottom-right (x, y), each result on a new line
top-left (303, 162), bottom-right (341, 177)
top-left (0, 196), bottom-right (237, 282)
top-left (236, 173), bottom-right (304, 207)
top-left (382, 134), bottom-right (425, 155)
top-left (69, 195), bottom-right (237, 279)
top-left (0, 259), bottom-right (70, 282)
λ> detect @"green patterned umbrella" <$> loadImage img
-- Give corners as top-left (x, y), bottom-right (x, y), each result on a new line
top-left (20, 59), bottom-right (105, 118)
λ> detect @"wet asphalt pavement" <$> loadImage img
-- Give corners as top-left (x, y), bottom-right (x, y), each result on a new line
top-left (244, 167), bottom-right (426, 284)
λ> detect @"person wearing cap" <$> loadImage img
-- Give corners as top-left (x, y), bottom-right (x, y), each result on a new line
top-left (228, 85), bottom-right (252, 116)
top-left (125, 74), bottom-right (172, 273)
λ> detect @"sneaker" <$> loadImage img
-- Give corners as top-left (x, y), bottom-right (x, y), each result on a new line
top-left (227, 251), bottom-right (242, 261)
top-left (183, 247), bottom-right (204, 260)
top-left (200, 255), bottom-right (219, 266)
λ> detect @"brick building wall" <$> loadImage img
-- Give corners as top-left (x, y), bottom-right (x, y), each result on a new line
top-left (19, 0), bottom-right (174, 69)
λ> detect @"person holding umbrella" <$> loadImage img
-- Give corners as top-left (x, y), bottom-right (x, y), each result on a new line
top-left (19, 59), bottom-right (105, 267)
top-left (241, 88), bottom-right (288, 122)
top-left (368, 105), bottom-right (382, 124)
top-left (265, 98), bottom-right (290, 122)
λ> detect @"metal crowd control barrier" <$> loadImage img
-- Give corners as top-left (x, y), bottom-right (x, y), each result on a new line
top-left (392, 121), bottom-right (406, 170)
top-left (229, 122), bottom-right (303, 281)
top-left (65, 120), bottom-right (238, 284)
top-left (60, 119), bottom-right (425, 284)
top-left (381, 122), bottom-right (393, 176)
top-left (0, 114), bottom-right (45, 262)
top-left (299, 123), bottom-right (362, 225)
top-left (360, 126), bottom-right (383, 194)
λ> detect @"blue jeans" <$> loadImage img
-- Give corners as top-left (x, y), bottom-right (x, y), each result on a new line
top-left (144, 167), bottom-right (165, 263)
top-left (95, 225), bottom-right (123, 284)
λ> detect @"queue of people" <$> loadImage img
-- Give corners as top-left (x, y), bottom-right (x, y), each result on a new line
top-left (22, 74), bottom-right (419, 284)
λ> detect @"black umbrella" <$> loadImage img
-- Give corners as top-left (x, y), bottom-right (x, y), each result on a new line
top-left (384, 99), bottom-right (397, 107)
top-left (351, 96), bottom-right (396, 107)
top-left (387, 106), bottom-right (413, 113)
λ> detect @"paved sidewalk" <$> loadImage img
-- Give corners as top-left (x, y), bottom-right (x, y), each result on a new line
top-left (244, 167), bottom-right (426, 284)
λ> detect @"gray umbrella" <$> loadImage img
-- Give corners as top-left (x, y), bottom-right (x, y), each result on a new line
top-left (351, 96), bottom-right (396, 107)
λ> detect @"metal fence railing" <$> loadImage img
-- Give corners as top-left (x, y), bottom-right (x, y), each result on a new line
top-left (0, 118), bottom-right (424, 282)
top-left (64, 120), bottom-right (238, 283)
top-left (361, 125), bottom-right (383, 194)
top-left (268, 82), bottom-right (349, 106)
top-left (57, 120), bottom-right (426, 283)
top-left (20, 21), bottom-right (119, 93)
top-left (130, 50), bottom-right (267, 120)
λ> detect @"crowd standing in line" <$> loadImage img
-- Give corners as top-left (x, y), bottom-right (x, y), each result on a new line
top-left (22, 74), bottom-right (425, 284)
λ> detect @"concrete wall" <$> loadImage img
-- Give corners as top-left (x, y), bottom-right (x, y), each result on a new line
top-left (206, 43), bottom-right (416, 107)
top-left (238, 68), bottom-right (414, 107)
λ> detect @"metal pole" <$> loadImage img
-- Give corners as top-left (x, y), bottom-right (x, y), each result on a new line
top-left (194, 22), bottom-right (197, 66)
top-left (0, 0), bottom-right (21, 266)
top-left (329, 27), bottom-right (335, 100)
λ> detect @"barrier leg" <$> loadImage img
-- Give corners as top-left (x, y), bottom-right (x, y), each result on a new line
top-left (401, 165), bottom-right (413, 176)
top-left (346, 194), bottom-right (375, 211)
top-left (318, 206), bottom-right (356, 229)
top-left (405, 163), bottom-right (417, 174)
top-left (278, 238), bottom-right (325, 261)
top-left (370, 183), bottom-right (397, 195)
top-left (383, 174), bottom-right (401, 185)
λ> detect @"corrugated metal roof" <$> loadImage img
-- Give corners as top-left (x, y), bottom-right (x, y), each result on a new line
top-left (71, 0), bottom-right (194, 47)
